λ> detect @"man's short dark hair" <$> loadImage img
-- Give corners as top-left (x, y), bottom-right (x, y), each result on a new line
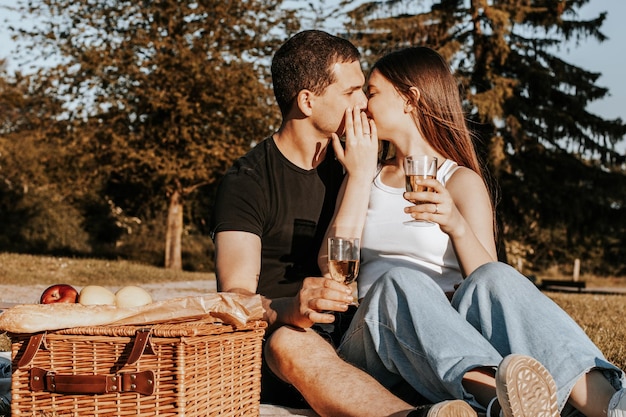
top-left (271, 30), bottom-right (361, 117)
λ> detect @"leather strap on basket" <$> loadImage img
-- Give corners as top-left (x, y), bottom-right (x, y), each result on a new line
top-left (29, 367), bottom-right (155, 395)
top-left (18, 332), bottom-right (45, 368)
top-left (127, 328), bottom-right (154, 365)
top-left (18, 328), bottom-right (154, 369)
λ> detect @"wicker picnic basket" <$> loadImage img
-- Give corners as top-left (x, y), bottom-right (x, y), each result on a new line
top-left (9, 317), bottom-right (266, 416)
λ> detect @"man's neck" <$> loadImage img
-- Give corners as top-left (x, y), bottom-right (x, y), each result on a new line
top-left (273, 123), bottom-right (331, 170)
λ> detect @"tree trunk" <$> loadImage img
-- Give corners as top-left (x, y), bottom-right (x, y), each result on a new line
top-left (165, 189), bottom-right (183, 270)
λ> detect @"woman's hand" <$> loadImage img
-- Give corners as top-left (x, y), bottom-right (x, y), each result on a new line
top-left (332, 106), bottom-right (378, 181)
top-left (403, 177), bottom-right (464, 236)
top-left (404, 168), bottom-right (498, 276)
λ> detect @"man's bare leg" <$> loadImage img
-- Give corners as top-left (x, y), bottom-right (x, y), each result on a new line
top-left (265, 326), bottom-right (420, 417)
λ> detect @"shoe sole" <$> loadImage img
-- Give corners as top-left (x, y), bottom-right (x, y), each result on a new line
top-left (496, 354), bottom-right (559, 417)
top-left (428, 400), bottom-right (477, 417)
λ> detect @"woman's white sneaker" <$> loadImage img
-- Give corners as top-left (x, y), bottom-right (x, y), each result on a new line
top-left (495, 354), bottom-right (559, 417)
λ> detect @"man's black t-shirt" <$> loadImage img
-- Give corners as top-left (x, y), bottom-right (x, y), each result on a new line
top-left (211, 137), bottom-right (344, 298)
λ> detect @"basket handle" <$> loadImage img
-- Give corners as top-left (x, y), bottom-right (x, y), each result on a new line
top-left (18, 328), bottom-right (154, 369)
top-left (18, 332), bottom-right (45, 368)
top-left (127, 328), bottom-right (154, 365)
top-left (30, 367), bottom-right (155, 395)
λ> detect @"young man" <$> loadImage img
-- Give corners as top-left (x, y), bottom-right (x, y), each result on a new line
top-left (211, 30), bottom-right (475, 417)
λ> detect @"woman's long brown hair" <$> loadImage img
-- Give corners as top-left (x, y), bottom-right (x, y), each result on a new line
top-left (374, 46), bottom-right (498, 235)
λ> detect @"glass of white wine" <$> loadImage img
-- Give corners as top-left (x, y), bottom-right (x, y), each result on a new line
top-left (328, 237), bottom-right (360, 285)
top-left (404, 155), bottom-right (438, 226)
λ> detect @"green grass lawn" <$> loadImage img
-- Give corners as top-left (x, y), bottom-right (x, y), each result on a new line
top-left (0, 253), bottom-right (624, 371)
top-left (547, 291), bottom-right (626, 371)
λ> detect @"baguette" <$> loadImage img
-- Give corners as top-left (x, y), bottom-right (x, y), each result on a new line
top-left (0, 293), bottom-right (263, 333)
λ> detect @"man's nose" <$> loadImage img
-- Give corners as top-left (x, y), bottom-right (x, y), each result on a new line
top-left (355, 90), bottom-right (368, 109)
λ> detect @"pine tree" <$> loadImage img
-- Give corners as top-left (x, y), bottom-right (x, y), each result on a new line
top-left (343, 0), bottom-right (626, 274)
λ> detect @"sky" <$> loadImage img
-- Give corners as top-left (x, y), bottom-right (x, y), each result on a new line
top-left (0, 0), bottom-right (624, 153)
top-left (561, 0), bottom-right (626, 154)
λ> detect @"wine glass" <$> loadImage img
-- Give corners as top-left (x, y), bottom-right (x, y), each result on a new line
top-left (328, 237), bottom-right (360, 306)
top-left (403, 155), bottom-right (438, 226)
top-left (328, 237), bottom-right (360, 284)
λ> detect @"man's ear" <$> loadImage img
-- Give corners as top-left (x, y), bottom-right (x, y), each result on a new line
top-left (405, 86), bottom-right (421, 112)
top-left (296, 89), bottom-right (314, 116)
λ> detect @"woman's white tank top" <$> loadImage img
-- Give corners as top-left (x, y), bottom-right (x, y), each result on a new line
top-left (358, 159), bottom-right (462, 298)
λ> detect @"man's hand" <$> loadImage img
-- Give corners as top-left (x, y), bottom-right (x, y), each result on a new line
top-left (284, 277), bottom-right (354, 329)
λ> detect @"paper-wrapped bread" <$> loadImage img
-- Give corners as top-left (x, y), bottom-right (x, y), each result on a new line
top-left (0, 293), bottom-right (263, 333)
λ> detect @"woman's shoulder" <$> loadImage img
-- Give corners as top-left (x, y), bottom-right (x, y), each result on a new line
top-left (445, 165), bottom-right (489, 199)
top-left (446, 165), bottom-right (482, 182)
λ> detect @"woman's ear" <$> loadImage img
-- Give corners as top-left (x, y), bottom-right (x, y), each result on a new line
top-left (296, 89), bottom-right (314, 116)
top-left (405, 86), bottom-right (421, 112)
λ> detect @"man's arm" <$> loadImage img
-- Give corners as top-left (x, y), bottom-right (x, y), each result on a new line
top-left (214, 230), bottom-right (261, 295)
top-left (215, 231), bottom-right (353, 331)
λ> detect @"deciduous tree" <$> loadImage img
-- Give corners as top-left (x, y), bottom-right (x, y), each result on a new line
top-left (0, 61), bottom-right (96, 253)
top-left (9, 0), bottom-right (298, 269)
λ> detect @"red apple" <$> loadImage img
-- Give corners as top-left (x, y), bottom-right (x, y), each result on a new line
top-left (40, 284), bottom-right (79, 304)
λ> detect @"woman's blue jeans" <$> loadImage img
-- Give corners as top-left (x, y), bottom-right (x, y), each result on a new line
top-left (337, 262), bottom-right (624, 412)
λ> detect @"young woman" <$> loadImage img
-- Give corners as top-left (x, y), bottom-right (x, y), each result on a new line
top-left (321, 46), bottom-right (626, 417)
